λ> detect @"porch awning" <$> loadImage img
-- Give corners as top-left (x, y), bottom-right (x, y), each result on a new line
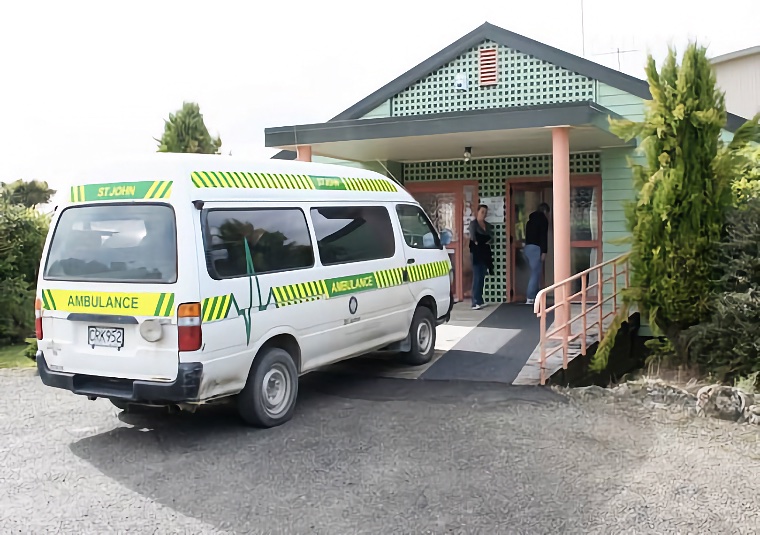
top-left (264, 101), bottom-right (636, 162)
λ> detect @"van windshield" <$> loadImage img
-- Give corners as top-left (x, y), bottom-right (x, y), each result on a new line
top-left (44, 204), bottom-right (177, 284)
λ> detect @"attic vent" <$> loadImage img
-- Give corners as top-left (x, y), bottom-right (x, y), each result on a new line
top-left (479, 48), bottom-right (498, 86)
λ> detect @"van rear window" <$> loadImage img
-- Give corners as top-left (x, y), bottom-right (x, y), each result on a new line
top-left (44, 204), bottom-right (177, 283)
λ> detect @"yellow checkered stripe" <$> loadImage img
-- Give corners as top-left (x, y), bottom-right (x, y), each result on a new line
top-left (202, 294), bottom-right (233, 323)
top-left (272, 281), bottom-right (328, 307)
top-left (70, 186), bottom-right (86, 202)
top-left (190, 171), bottom-right (397, 193)
top-left (374, 267), bottom-right (405, 288)
top-left (407, 260), bottom-right (450, 283)
top-left (192, 171), bottom-right (314, 190)
top-left (144, 181), bottom-right (173, 199)
top-left (340, 177), bottom-right (397, 192)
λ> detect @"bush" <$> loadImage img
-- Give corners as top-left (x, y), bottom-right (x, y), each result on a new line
top-left (0, 202), bottom-right (49, 344)
top-left (24, 340), bottom-right (38, 361)
top-left (732, 145), bottom-right (760, 204)
top-left (687, 198), bottom-right (760, 382)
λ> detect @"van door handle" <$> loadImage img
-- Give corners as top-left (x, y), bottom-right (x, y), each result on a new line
top-left (407, 259), bottom-right (415, 264)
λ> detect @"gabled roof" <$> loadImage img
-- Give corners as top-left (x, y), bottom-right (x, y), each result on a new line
top-left (273, 21), bottom-right (749, 159)
top-left (331, 22), bottom-right (652, 122)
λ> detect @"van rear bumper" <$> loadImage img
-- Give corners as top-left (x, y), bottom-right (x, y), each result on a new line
top-left (36, 352), bottom-right (203, 404)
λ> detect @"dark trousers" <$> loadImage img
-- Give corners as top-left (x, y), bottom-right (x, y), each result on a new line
top-left (471, 256), bottom-right (487, 306)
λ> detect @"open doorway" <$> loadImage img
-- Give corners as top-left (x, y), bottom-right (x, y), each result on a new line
top-left (508, 176), bottom-right (603, 303)
top-left (509, 182), bottom-right (554, 303)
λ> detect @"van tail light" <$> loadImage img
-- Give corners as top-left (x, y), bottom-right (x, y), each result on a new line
top-left (178, 303), bottom-right (202, 352)
top-left (35, 298), bottom-right (43, 340)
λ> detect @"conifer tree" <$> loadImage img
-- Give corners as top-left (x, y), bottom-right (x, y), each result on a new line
top-left (156, 102), bottom-right (222, 154)
top-left (592, 43), bottom-right (760, 370)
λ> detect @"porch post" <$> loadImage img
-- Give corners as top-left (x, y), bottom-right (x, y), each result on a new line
top-left (552, 127), bottom-right (571, 323)
top-left (296, 145), bottom-right (312, 162)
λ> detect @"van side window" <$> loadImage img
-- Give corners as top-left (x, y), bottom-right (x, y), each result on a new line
top-left (204, 208), bottom-right (314, 279)
top-left (396, 204), bottom-right (441, 249)
top-left (310, 206), bottom-right (395, 265)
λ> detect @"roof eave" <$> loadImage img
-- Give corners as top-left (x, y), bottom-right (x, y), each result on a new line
top-left (265, 101), bottom-right (630, 148)
top-left (710, 45), bottom-right (760, 65)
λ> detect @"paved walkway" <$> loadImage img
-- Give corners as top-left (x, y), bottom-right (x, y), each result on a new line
top-left (327, 302), bottom-right (548, 384)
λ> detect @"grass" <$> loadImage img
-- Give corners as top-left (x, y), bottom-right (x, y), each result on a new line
top-left (0, 339), bottom-right (35, 369)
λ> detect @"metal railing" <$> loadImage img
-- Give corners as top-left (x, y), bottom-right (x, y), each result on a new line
top-left (533, 253), bottom-right (631, 385)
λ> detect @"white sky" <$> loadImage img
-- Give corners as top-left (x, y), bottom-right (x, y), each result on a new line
top-left (1, 0), bottom-right (758, 191)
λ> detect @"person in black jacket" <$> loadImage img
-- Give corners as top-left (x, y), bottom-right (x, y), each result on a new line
top-left (524, 202), bottom-right (550, 305)
top-left (468, 204), bottom-right (494, 310)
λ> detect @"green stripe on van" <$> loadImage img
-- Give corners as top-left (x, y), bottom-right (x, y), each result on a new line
top-left (200, 260), bottom-right (450, 316)
top-left (69, 181), bottom-right (173, 202)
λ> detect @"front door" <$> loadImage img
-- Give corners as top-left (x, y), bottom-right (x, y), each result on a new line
top-left (509, 183), bottom-right (553, 302)
top-left (405, 182), bottom-right (479, 303)
top-left (508, 176), bottom-right (603, 303)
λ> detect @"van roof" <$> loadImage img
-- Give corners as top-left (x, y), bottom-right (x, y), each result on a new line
top-left (62, 153), bottom-right (416, 205)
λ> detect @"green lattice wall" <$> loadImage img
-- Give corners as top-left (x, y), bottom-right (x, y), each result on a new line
top-left (403, 153), bottom-right (601, 302)
top-left (390, 40), bottom-right (596, 117)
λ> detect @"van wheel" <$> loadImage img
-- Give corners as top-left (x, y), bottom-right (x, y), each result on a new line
top-left (238, 347), bottom-right (298, 428)
top-left (401, 306), bottom-right (436, 366)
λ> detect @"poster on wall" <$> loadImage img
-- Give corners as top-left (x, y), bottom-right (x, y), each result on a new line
top-left (480, 196), bottom-right (505, 224)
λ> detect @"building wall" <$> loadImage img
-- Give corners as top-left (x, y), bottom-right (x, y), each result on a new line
top-left (403, 153), bottom-right (601, 302)
top-left (595, 82), bottom-right (645, 263)
top-left (713, 53), bottom-right (760, 120)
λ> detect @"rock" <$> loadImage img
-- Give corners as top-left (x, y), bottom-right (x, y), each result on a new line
top-left (645, 381), bottom-right (696, 408)
top-left (566, 379), bottom-right (759, 426)
top-left (574, 385), bottom-right (609, 399)
top-left (743, 404), bottom-right (760, 425)
top-left (696, 385), bottom-right (754, 422)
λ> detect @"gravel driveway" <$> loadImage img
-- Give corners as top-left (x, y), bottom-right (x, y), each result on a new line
top-left (1, 368), bottom-right (758, 534)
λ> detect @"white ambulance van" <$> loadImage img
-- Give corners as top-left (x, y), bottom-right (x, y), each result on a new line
top-left (35, 153), bottom-right (453, 427)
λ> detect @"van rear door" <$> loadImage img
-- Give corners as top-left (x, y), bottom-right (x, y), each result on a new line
top-left (38, 202), bottom-right (191, 382)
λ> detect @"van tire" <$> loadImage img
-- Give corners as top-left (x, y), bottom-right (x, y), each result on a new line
top-left (237, 347), bottom-right (299, 428)
top-left (400, 306), bottom-right (436, 366)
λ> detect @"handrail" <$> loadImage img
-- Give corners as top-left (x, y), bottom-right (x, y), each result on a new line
top-left (533, 253), bottom-right (631, 385)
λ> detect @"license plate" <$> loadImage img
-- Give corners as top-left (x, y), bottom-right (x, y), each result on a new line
top-left (88, 326), bottom-right (125, 349)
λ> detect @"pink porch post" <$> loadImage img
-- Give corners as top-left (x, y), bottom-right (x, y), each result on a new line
top-left (296, 145), bottom-right (312, 162)
top-left (552, 127), bottom-right (571, 326)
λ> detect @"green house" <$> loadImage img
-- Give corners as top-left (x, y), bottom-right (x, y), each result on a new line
top-left (265, 22), bottom-right (747, 310)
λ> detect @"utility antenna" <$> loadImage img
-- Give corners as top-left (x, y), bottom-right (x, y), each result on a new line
top-left (580, 0), bottom-right (586, 57)
top-left (592, 47), bottom-right (639, 70)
